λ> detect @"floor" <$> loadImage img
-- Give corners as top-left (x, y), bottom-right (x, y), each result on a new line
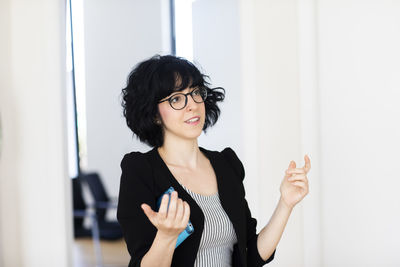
top-left (73, 238), bottom-right (130, 267)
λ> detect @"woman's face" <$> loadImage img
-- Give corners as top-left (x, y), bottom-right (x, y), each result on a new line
top-left (157, 87), bottom-right (206, 143)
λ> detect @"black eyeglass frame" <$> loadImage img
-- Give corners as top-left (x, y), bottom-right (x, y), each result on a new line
top-left (158, 87), bottom-right (208, 110)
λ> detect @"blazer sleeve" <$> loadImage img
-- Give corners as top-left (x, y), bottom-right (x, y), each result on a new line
top-left (221, 147), bottom-right (276, 266)
top-left (117, 152), bottom-right (157, 267)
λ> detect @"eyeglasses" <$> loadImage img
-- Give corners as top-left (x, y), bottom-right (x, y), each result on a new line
top-left (158, 87), bottom-right (207, 110)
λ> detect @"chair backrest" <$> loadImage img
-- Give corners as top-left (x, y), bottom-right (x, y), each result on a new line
top-left (72, 176), bottom-right (86, 228)
top-left (81, 172), bottom-right (110, 203)
top-left (80, 172), bottom-right (109, 221)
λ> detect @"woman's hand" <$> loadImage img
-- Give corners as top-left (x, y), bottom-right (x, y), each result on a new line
top-left (141, 191), bottom-right (191, 240)
top-left (280, 155), bottom-right (311, 209)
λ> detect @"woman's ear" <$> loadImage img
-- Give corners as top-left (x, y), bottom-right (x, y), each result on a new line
top-left (154, 108), bottom-right (164, 125)
top-left (154, 115), bottom-right (162, 125)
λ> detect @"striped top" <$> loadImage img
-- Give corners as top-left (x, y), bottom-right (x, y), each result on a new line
top-left (180, 184), bottom-right (238, 267)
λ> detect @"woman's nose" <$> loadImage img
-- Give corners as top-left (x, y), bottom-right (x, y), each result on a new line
top-left (185, 95), bottom-right (197, 110)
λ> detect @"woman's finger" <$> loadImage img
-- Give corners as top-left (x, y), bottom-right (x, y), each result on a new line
top-left (181, 201), bottom-right (191, 226)
top-left (158, 194), bottom-right (170, 218)
top-left (291, 180), bottom-right (307, 189)
top-left (286, 168), bottom-right (306, 174)
top-left (167, 191), bottom-right (178, 220)
top-left (287, 160), bottom-right (296, 169)
top-left (175, 198), bottom-right (184, 222)
top-left (288, 174), bottom-right (307, 182)
top-left (304, 154), bottom-right (311, 172)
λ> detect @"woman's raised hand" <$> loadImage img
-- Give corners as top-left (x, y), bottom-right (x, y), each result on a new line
top-left (141, 191), bottom-right (191, 239)
top-left (280, 155), bottom-right (311, 209)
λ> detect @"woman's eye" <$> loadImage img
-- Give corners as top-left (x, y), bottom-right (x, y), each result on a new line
top-left (171, 95), bottom-right (183, 103)
top-left (193, 89), bottom-right (200, 95)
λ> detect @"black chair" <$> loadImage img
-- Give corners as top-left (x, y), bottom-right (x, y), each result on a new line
top-left (73, 177), bottom-right (92, 237)
top-left (79, 172), bottom-right (123, 241)
top-left (72, 177), bottom-right (103, 266)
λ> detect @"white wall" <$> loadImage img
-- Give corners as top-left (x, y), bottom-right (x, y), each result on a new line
top-left (0, 0), bottom-right (72, 266)
top-left (82, 0), bottom-right (171, 200)
top-left (318, 1), bottom-right (400, 266)
top-left (192, 0), bottom-right (244, 155)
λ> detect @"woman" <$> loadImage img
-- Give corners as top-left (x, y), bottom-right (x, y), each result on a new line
top-left (117, 55), bottom-right (311, 267)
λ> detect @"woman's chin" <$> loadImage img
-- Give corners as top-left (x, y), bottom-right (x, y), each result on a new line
top-left (181, 130), bottom-right (203, 141)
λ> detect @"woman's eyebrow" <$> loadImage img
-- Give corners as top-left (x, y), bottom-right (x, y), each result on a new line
top-left (170, 87), bottom-right (194, 95)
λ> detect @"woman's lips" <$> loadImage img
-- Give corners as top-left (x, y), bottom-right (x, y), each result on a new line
top-left (185, 116), bottom-right (200, 125)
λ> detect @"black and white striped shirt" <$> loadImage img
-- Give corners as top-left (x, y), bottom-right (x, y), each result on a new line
top-left (180, 184), bottom-right (238, 267)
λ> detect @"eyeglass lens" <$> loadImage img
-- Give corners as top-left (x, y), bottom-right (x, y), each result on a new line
top-left (170, 87), bottom-right (207, 110)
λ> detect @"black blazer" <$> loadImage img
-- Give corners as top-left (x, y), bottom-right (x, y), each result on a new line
top-left (117, 146), bottom-right (276, 267)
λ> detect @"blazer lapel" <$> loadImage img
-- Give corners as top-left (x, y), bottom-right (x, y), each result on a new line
top-left (147, 147), bottom-right (247, 266)
top-left (201, 147), bottom-right (247, 266)
top-left (146, 147), bottom-right (204, 266)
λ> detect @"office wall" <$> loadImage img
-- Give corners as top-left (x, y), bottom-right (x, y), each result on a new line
top-left (247, 1), bottom-right (400, 266)
top-left (317, 1), bottom-right (400, 266)
top-left (192, 0), bottom-right (244, 154)
top-left (82, 0), bottom-right (171, 199)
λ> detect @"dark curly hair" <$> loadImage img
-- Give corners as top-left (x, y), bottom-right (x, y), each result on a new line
top-left (121, 55), bottom-right (225, 148)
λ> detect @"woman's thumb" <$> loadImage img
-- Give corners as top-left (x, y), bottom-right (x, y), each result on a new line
top-left (141, 203), bottom-right (155, 221)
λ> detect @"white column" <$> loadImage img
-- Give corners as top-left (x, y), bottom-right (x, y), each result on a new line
top-left (298, 0), bottom-right (322, 266)
top-left (238, 0), bottom-right (261, 219)
top-left (0, 0), bottom-right (20, 265)
top-left (250, 0), bottom-right (304, 266)
top-left (0, 0), bottom-right (72, 266)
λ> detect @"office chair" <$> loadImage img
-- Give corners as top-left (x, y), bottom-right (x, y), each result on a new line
top-left (79, 172), bottom-right (123, 241)
top-left (72, 177), bottom-right (103, 267)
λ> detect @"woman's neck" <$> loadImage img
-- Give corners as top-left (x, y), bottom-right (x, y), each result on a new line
top-left (158, 140), bottom-right (201, 170)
